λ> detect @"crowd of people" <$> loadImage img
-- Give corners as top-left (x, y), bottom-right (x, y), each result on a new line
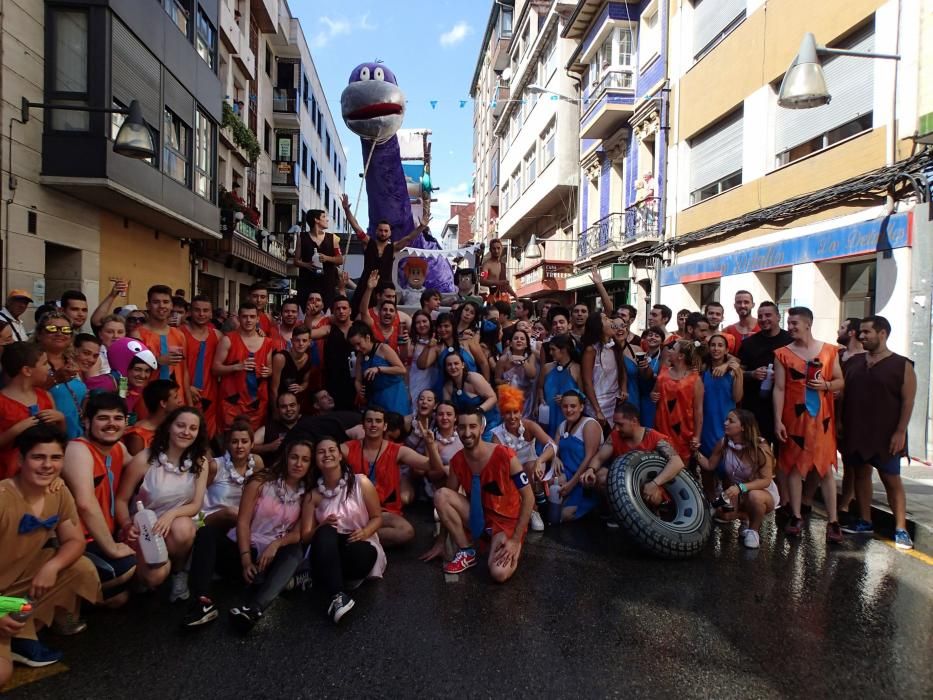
top-left (0, 230), bottom-right (918, 683)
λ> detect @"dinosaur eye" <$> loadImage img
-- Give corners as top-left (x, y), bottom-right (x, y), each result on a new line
top-left (373, 67), bottom-right (384, 81)
top-left (359, 66), bottom-right (371, 81)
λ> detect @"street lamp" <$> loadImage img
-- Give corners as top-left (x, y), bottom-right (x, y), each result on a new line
top-left (524, 234), bottom-right (542, 259)
top-left (19, 97), bottom-right (156, 159)
top-left (777, 33), bottom-right (900, 109)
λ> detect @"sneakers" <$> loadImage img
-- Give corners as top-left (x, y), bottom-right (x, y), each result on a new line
top-left (181, 597), bottom-right (218, 628)
top-left (738, 520), bottom-right (749, 538)
top-left (743, 530), bottom-right (761, 549)
top-left (784, 516), bottom-right (804, 537)
top-left (10, 638), bottom-right (63, 667)
top-left (529, 510), bottom-right (545, 532)
top-left (841, 519), bottom-right (874, 535)
top-left (229, 605), bottom-right (262, 633)
top-left (894, 529), bottom-right (914, 550)
top-left (286, 570), bottom-right (312, 592)
top-left (169, 571), bottom-right (190, 602)
top-left (328, 593), bottom-right (355, 624)
top-left (826, 521), bottom-right (844, 543)
top-left (51, 612), bottom-right (87, 636)
top-left (443, 547), bottom-right (477, 574)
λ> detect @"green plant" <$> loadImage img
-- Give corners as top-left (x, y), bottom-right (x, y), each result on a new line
top-left (222, 101), bottom-right (260, 163)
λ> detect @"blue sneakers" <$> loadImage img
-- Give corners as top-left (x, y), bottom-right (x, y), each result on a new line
top-left (10, 638), bottom-right (64, 667)
top-left (894, 529), bottom-right (914, 550)
top-left (841, 519), bottom-right (874, 535)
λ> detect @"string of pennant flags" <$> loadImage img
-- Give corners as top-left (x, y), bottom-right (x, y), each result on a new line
top-left (415, 96), bottom-right (564, 110)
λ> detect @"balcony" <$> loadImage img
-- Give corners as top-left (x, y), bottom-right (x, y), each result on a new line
top-left (202, 214), bottom-right (289, 277)
top-left (580, 69), bottom-right (635, 139)
top-left (219, 1), bottom-right (241, 53)
top-left (272, 87), bottom-right (299, 127)
top-left (250, 0), bottom-right (276, 32)
top-left (491, 84), bottom-right (509, 117)
top-left (232, 45), bottom-right (256, 82)
top-left (271, 160), bottom-right (299, 195)
top-left (514, 260), bottom-right (575, 298)
top-left (576, 198), bottom-right (661, 262)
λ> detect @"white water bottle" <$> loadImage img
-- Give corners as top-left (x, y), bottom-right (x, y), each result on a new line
top-left (133, 501), bottom-right (168, 565)
top-left (547, 474), bottom-right (562, 526)
top-left (760, 363), bottom-right (774, 394)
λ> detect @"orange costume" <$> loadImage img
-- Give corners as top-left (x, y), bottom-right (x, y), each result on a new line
top-left (219, 333), bottom-right (274, 433)
top-left (0, 389), bottom-right (55, 479)
top-left (345, 440), bottom-right (403, 515)
top-left (72, 438), bottom-right (127, 536)
top-left (723, 323), bottom-right (760, 352)
top-left (138, 326), bottom-right (187, 389)
top-left (610, 427), bottom-right (670, 457)
top-left (181, 325), bottom-right (220, 437)
top-left (773, 343), bottom-right (838, 476)
top-left (306, 315), bottom-right (330, 396)
top-left (652, 368), bottom-right (700, 461)
top-left (122, 424), bottom-right (155, 452)
top-left (368, 308), bottom-right (400, 353)
top-left (450, 444), bottom-right (525, 541)
top-left (258, 312), bottom-right (275, 339)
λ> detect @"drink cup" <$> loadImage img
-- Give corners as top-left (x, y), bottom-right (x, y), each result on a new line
top-left (806, 359), bottom-right (823, 383)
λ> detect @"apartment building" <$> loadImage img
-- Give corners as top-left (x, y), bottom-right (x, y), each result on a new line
top-left (199, 0), bottom-right (347, 309)
top-left (660, 0), bottom-right (930, 456)
top-left (493, 0), bottom-right (581, 304)
top-left (2, 0), bottom-right (224, 314)
top-left (562, 0), bottom-right (669, 311)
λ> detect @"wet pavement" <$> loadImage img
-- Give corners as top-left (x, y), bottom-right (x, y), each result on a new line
top-left (7, 509), bottom-right (933, 699)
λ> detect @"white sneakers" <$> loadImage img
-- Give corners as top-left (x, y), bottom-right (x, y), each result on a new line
top-left (743, 530), bottom-right (761, 549)
top-left (169, 571), bottom-right (190, 602)
top-left (530, 510), bottom-right (544, 532)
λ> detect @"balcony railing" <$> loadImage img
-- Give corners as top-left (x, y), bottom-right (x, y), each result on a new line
top-left (584, 69), bottom-right (634, 106)
top-left (576, 198), bottom-right (660, 261)
top-left (271, 160), bottom-right (298, 187)
top-left (272, 87), bottom-right (298, 114)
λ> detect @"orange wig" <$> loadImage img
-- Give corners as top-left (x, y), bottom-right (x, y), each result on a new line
top-left (498, 384), bottom-right (525, 413)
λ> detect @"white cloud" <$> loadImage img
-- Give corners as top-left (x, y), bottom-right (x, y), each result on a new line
top-left (311, 15), bottom-right (374, 48)
top-left (439, 21), bottom-right (472, 47)
top-left (431, 181), bottom-right (473, 222)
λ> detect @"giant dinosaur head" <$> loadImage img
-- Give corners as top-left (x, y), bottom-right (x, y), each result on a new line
top-left (341, 62), bottom-right (405, 141)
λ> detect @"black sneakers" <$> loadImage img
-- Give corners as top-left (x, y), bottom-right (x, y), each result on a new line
top-left (327, 593), bottom-right (354, 624)
top-left (181, 597), bottom-right (218, 628)
top-left (229, 605), bottom-right (263, 633)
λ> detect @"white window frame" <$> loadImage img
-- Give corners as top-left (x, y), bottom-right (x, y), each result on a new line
top-left (639, 0), bottom-right (661, 66)
top-left (163, 107), bottom-right (190, 186)
top-left (540, 118), bottom-right (556, 168)
top-left (523, 146), bottom-right (536, 191)
top-left (692, 0), bottom-right (746, 61)
top-left (194, 109), bottom-right (213, 199)
top-left (688, 109), bottom-right (743, 205)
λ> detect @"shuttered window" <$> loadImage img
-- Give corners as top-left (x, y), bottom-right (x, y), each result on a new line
top-left (693, 0), bottom-right (746, 59)
top-left (112, 19), bottom-right (161, 129)
top-left (775, 26), bottom-right (874, 163)
top-left (689, 109), bottom-right (743, 203)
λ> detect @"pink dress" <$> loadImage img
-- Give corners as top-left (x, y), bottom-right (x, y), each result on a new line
top-left (314, 478), bottom-right (386, 579)
top-left (229, 479), bottom-right (304, 556)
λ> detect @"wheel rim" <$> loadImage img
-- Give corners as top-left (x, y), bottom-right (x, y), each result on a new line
top-left (628, 459), bottom-right (707, 535)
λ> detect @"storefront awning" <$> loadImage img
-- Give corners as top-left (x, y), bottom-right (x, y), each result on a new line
top-left (565, 263), bottom-right (630, 291)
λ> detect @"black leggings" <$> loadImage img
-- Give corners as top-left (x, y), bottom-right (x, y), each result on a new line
top-left (189, 523), bottom-right (304, 611)
top-left (310, 525), bottom-right (377, 596)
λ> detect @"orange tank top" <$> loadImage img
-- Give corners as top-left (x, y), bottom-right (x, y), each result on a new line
top-left (345, 440), bottom-right (403, 515)
top-left (653, 368), bottom-right (700, 461)
top-left (450, 444), bottom-right (521, 521)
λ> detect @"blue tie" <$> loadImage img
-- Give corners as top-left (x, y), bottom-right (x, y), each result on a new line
top-left (805, 386), bottom-right (820, 417)
top-left (159, 335), bottom-right (170, 380)
top-left (18, 513), bottom-right (60, 534)
top-left (104, 455), bottom-right (115, 517)
top-left (468, 473), bottom-right (485, 541)
top-left (193, 340), bottom-right (206, 389)
top-left (245, 352), bottom-right (258, 398)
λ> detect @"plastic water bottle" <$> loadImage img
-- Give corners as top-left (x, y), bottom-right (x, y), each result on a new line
top-left (760, 363), bottom-right (774, 395)
top-left (118, 376), bottom-right (129, 399)
top-left (547, 475), bottom-right (562, 526)
top-left (133, 501), bottom-right (168, 565)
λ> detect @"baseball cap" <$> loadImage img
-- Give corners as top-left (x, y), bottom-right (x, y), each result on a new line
top-left (7, 289), bottom-right (33, 302)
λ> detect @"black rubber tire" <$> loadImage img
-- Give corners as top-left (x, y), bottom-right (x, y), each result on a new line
top-left (606, 450), bottom-right (711, 558)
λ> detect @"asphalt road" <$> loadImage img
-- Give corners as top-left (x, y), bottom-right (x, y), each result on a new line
top-left (7, 510), bottom-right (933, 699)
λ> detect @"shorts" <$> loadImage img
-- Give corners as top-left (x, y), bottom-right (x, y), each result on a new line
top-left (842, 452), bottom-right (903, 476)
top-left (465, 513), bottom-right (526, 551)
top-left (84, 540), bottom-right (137, 598)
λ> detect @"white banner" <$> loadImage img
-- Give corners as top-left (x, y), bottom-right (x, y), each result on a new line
top-left (399, 244), bottom-right (480, 260)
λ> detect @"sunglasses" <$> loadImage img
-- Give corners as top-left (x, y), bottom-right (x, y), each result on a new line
top-left (43, 325), bottom-right (73, 335)
top-left (126, 316), bottom-right (146, 324)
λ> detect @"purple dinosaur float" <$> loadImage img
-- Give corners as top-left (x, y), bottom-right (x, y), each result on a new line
top-left (340, 62), bottom-right (455, 293)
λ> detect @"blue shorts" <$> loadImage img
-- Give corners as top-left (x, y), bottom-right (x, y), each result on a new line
top-left (842, 452), bottom-right (903, 476)
top-left (84, 540), bottom-right (137, 598)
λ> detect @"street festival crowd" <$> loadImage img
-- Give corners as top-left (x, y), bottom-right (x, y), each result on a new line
top-left (0, 202), bottom-right (918, 682)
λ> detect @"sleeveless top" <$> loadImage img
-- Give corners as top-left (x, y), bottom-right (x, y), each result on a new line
top-left (491, 422), bottom-right (538, 464)
top-left (203, 453), bottom-right (256, 516)
top-left (181, 325), bottom-right (220, 399)
top-left (369, 308), bottom-right (400, 352)
top-left (314, 478), bottom-right (386, 579)
top-left (233, 479), bottom-right (304, 556)
top-left (138, 326), bottom-right (187, 385)
top-left (275, 350), bottom-right (312, 397)
top-left (700, 368), bottom-right (736, 456)
top-left (842, 352), bottom-right (911, 461)
top-left (73, 437), bottom-right (127, 536)
top-left (653, 368), bottom-right (700, 461)
top-left (586, 343), bottom-right (621, 419)
top-left (609, 427), bottom-right (668, 458)
top-left (450, 444), bottom-right (521, 522)
top-left (123, 424), bottom-right (155, 452)
top-left (138, 455), bottom-right (197, 517)
top-left (408, 341), bottom-right (439, 408)
top-left (361, 238), bottom-right (396, 284)
top-left (345, 440), bottom-right (403, 515)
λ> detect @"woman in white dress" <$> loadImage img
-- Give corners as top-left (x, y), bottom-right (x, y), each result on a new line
top-left (495, 328), bottom-right (538, 417)
top-left (580, 312), bottom-right (627, 433)
top-left (407, 311), bottom-right (438, 408)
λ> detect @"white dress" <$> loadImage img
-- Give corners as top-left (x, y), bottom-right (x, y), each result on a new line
top-left (202, 454), bottom-right (256, 516)
top-left (501, 353), bottom-right (535, 417)
top-left (586, 342), bottom-right (621, 419)
top-left (408, 340), bottom-right (439, 407)
top-left (491, 422), bottom-right (538, 464)
top-left (138, 456), bottom-right (197, 517)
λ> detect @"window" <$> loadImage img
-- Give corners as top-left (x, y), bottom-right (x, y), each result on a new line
top-left (501, 183), bottom-right (510, 213)
top-left (775, 26), bottom-right (874, 167)
top-left (310, 156), bottom-right (316, 181)
top-left (265, 44), bottom-right (272, 77)
top-left (163, 108), bottom-right (190, 185)
top-left (317, 110), bottom-right (323, 137)
top-left (163, 0), bottom-right (190, 37)
top-left (521, 24), bottom-right (530, 56)
top-left (639, 1), bottom-right (661, 65)
top-left (303, 74), bottom-right (309, 105)
top-left (49, 9), bottom-right (89, 131)
top-left (310, 95), bottom-right (317, 125)
top-left (324, 185), bottom-right (330, 213)
top-left (587, 27), bottom-right (636, 94)
top-left (840, 261), bottom-right (876, 319)
top-left (499, 7), bottom-right (513, 38)
top-left (541, 118), bottom-right (556, 167)
top-left (775, 271), bottom-right (793, 322)
top-left (542, 34), bottom-right (557, 81)
top-left (263, 121), bottom-right (271, 154)
top-left (700, 282), bottom-right (720, 307)
top-left (302, 142), bottom-right (308, 175)
top-left (316, 168), bottom-right (322, 195)
top-left (689, 109), bottom-right (743, 204)
top-left (510, 167), bottom-right (520, 201)
top-left (523, 146), bottom-right (536, 191)
top-left (196, 10), bottom-right (215, 69)
top-left (325, 132), bottom-right (331, 161)
top-left (693, 0), bottom-right (745, 60)
top-left (194, 109), bottom-right (214, 198)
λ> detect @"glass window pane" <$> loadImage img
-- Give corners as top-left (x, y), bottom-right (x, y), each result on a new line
top-left (54, 10), bottom-right (87, 93)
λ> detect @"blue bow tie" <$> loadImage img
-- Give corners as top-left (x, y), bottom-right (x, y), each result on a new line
top-left (18, 513), bottom-right (60, 534)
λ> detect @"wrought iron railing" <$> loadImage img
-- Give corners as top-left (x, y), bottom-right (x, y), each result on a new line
top-left (272, 87), bottom-right (298, 114)
top-left (576, 198), bottom-right (660, 261)
top-left (584, 69), bottom-right (634, 106)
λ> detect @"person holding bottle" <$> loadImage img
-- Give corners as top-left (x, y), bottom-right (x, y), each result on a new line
top-left (652, 340), bottom-right (704, 463)
top-left (700, 334), bottom-right (744, 500)
top-left (536, 334), bottom-right (582, 437)
top-left (552, 389), bottom-right (602, 522)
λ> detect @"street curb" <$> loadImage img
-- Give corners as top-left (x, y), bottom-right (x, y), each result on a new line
top-left (866, 502), bottom-right (931, 557)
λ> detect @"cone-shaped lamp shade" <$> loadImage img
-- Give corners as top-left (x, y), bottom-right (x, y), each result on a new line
top-left (113, 100), bottom-right (156, 159)
top-left (778, 33), bottom-right (830, 109)
top-left (523, 234), bottom-right (542, 259)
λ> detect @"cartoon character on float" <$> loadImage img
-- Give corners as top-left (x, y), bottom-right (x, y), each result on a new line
top-left (340, 62), bottom-right (455, 293)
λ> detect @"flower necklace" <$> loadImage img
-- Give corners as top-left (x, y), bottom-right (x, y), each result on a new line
top-left (434, 428), bottom-right (458, 446)
top-left (273, 478), bottom-right (305, 506)
top-left (158, 451), bottom-right (193, 474)
top-left (223, 451), bottom-right (256, 485)
top-left (500, 421), bottom-right (528, 451)
top-left (317, 476), bottom-right (347, 498)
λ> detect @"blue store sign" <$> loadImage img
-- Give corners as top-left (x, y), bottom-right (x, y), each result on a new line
top-left (661, 212), bottom-right (913, 286)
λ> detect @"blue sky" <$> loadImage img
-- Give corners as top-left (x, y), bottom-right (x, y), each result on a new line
top-left (294, 0), bottom-right (490, 223)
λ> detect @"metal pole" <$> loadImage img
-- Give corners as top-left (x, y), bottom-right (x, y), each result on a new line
top-left (908, 207), bottom-right (932, 461)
